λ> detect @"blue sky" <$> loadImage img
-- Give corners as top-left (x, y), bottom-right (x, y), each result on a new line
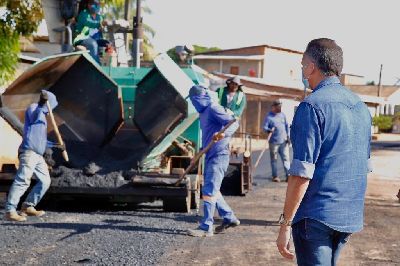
top-left (145, 0), bottom-right (400, 85)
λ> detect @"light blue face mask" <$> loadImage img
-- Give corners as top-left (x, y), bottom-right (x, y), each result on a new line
top-left (302, 72), bottom-right (309, 89)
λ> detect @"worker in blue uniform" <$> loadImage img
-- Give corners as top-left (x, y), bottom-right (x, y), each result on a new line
top-left (187, 85), bottom-right (240, 237)
top-left (4, 90), bottom-right (64, 222)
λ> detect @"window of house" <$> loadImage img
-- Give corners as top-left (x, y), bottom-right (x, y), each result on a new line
top-left (230, 66), bottom-right (239, 75)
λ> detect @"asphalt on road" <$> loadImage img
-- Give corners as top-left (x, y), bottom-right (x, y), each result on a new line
top-left (0, 148), bottom-right (290, 265)
top-left (1, 142), bottom-right (395, 265)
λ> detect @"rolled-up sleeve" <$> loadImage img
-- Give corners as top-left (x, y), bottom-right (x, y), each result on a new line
top-left (288, 102), bottom-right (323, 179)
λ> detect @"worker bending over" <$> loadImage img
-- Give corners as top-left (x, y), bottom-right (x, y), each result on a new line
top-left (187, 85), bottom-right (240, 237)
top-left (4, 91), bottom-right (64, 222)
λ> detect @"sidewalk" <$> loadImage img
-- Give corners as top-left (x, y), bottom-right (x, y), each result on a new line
top-left (372, 133), bottom-right (400, 141)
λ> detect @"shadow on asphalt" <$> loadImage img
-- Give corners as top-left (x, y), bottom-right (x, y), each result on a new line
top-left (2, 220), bottom-right (188, 240)
top-left (239, 219), bottom-right (279, 227)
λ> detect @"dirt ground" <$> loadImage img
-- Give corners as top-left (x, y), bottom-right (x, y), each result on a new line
top-left (0, 137), bottom-right (399, 265)
top-left (160, 140), bottom-right (400, 266)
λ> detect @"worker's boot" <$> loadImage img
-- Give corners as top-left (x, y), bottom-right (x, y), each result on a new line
top-left (21, 204), bottom-right (45, 217)
top-left (215, 219), bottom-right (240, 234)
top-left (272, 176), bottom-right (281, 182)
top-left (4, 211), bottom-right (27, 222)
top-left (187, 228), bottom-right (214, 237)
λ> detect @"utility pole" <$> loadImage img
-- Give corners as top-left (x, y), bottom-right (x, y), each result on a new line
top-left (378, 64), bottom-right (383, 97)
top-left (132, 0), bottom-right (143, 68)
top-left (124, 0), bottom-right (131, 50)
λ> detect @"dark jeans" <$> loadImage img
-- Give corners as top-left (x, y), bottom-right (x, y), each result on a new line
top-left (292, 218), bottom-right (351, 266)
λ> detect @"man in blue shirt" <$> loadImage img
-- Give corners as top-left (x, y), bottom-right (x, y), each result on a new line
top-left (4, 91), bottom-right (63, 222)
top-left (262, 99), bottom-right (290, 182)
top-left (187, 85), bottom-right (240, 237)
top-left (276, 38), bottom-right (372, 265)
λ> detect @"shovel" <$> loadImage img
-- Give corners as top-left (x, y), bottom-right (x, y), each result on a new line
top-left (253, 127), bottom-right (275, 172)
top-left (46, 101), bottom-right (69, 162)
top-left (175, 119), bottom-right (236, 186)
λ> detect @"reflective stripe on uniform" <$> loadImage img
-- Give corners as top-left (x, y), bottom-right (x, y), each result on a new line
top-left (218, 87), bottom-right (244, 106)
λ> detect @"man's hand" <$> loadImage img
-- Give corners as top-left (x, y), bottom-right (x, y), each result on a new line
top-left (276, 226), bottom-right (295, 260)
top-left (54, 143), bottom-right (66, 152)
top-left (38, 91), bottom-right (48, 107)
top-left (213, 132), bottom-right (225, 142)
top-left (225, 108), bottom-right (234, 117)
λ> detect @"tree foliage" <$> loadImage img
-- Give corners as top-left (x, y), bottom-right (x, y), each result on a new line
top-left (192, 45), bottom-right (220, 54)
top-left (0, 0), bottom-right (44, 86)
top-left (373, 115), bottom-right (393, 133)
top-left (167, 44), bottom-right (221, 63)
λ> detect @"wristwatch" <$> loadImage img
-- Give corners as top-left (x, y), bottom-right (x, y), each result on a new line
top-left (278, 213), bottom-right (292, 226)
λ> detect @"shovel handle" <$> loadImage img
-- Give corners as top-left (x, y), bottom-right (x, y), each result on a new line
top-left (46, 101), bottom-right (69, 162)
top-left (175, 119), bottom-right (237, 186)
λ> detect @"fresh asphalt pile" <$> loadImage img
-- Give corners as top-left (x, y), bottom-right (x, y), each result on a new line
top-left (50, 165), bottom-right (131, 188)
top-left (0, 201), bottom-right (199, 265)
top-left (47, 143), bottom-right (142, 188)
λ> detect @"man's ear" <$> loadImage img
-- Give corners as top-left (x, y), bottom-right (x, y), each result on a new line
top-left (309, 62), bottom-right (317, 76)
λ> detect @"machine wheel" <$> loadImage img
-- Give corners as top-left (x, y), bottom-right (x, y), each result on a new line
top-left (189, 175), bottom-right (200, 211)
top-left (162, 179), bottom-right (191, 213)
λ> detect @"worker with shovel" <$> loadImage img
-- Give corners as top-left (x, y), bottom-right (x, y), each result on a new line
top-left (4, 91), bottom-right (65, 222)
top-left (187, 85), bottom-right (240, 237)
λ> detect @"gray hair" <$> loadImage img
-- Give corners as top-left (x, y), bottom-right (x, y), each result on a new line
top-left (305, 38), bottom-right (343, 76)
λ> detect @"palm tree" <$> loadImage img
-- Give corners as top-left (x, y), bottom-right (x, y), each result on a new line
top-left (103, 0), bottom-right (155, 61)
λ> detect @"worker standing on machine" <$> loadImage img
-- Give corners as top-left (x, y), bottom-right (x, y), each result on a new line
top-left (4, 91), bottom-right (64, 222)
top-left (216, 76), bottom-right (247, 119)
top-left (187, 85), bottom-right (240, 237)
top-left (73, 0), bottom-right (111, 63)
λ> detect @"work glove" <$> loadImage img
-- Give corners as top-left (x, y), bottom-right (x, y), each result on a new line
top-left (213, 132), bottom-right (225, 142)
top-left (38, 91), bottom-right (49, 106)
top-left (53, 143), bottom-right (66, 152)
top-left (43, 148), bottom-right (56, 167)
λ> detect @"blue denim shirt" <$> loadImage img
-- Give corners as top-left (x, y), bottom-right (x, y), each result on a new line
top-left (262, 112), bottom-right (289, 144)
top-left (289, 77), bottom-right (372, 233)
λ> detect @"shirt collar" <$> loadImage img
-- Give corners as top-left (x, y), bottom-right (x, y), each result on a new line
top-left (312, 76), bottom-right (341, 93)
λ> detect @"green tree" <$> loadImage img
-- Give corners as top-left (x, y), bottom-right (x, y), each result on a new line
top-left (0, 0), bottom-right (43, 86)
top-left (373, 115), bottom-right (393, 133)
top-left (192, 45), bottom-right (220, 54)
top-left (167, 44), bottom-right (221, 63)
top-left (103, 0), bottom-right (155, 61)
